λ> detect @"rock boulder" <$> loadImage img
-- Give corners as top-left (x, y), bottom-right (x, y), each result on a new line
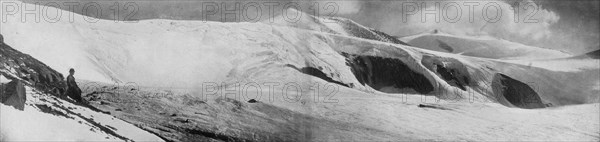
top-left (1, 80), bottom-right (27, 110)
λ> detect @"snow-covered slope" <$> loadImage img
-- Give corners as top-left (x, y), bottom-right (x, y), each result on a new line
top-left (1, 1), bottom-right (598, 141)
top-left (2, 0), bottom-right (598, 109)
top-left (400, 30), bottom-right (572, 60)
top-left (0, 82), bottom-right (164, 141)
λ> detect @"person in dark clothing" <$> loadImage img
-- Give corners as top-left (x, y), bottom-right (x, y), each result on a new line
top-left (65, 68), bottom-right (82, 102)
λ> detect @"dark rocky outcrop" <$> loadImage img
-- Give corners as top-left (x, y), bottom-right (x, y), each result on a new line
top-left (343, 53), bottom-right (434, 94)
top-left (421, 55), bottom-right (471, 91)
top-left (286, 64), bottom-right (350, 87)
top-left (436, 39), bottom-right (454, 52)
top-left (418, 104), bottom-right (451, 110)
top-left (585, 50), bottom-right (599, 59)
top-left (0, 80), bottom-right (27, 110)
top-left (568, 49), bottom-right (600, 59)
top-left (492, 73), bottom-right (545, 109)
top-left (0, 38), bottom-right (65, 97)
top-left (247, 99), bottom-right (258, 103)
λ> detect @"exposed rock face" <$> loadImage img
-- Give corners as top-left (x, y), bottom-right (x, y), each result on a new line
top-left (285, 64), bottom-right (350, 87)
top-left (435, 39), bottom-right (454, 52)
top-left (0, 38), bottom-right (65, 97)
top-left (343, 53), bottom-right (434, 94)
top-left (0, 80), bottom-right (26, 110)
top-left (421, 55), bottom-right (471, 91)
top-left (568, 49), bottom-right (600, 59)
top-left (585, 50), bottom-right (599, 59)
top-left (492, 73), bottom-right (545, 109)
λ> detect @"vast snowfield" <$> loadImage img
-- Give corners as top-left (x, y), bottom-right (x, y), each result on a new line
top-left (1, 1), bottom-right (599, 141)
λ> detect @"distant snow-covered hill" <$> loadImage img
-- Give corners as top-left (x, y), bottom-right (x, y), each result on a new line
top-left (267, 9), bottom-right (409, 45)
top-left (399, 30), bottom-right (572, 60)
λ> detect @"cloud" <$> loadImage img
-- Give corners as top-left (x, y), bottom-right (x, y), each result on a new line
top-left (399, 0), bottom-right (560, 40)
top-left (339, 0), bottom-right (599, 53)
top-left (314, 0), bottom-right (362, 15)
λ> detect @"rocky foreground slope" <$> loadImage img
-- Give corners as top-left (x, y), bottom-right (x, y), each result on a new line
top-left (1, 36), bottom-right (65, 96)
top-left (1, 35), bottom-right (164, 141)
